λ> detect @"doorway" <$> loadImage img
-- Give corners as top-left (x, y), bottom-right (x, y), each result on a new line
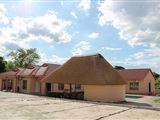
top-left (2, 80), bottom-right (13, 91)
top-left (148, 82), bottom-right (151, 94)
top-left (35, 81), bottom-right (40, 93)
top-left (46, 83), bottom-right (52, 94)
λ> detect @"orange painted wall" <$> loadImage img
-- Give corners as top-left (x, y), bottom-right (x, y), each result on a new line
top-left (126, 71), bottom-right (156, 95)
top-left (84, 85), bottom-right (126, 102)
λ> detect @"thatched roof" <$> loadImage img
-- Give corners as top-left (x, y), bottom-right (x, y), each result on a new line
top-left (42, 54), bottom-right (126, 85)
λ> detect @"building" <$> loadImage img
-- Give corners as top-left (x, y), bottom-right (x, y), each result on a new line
top-left (34, 63), bottom-right (61, 95)
top-left (16, 65), bottom-right (41, 94)
top-left (0, 68), bottom-right (23, 92)
top-left (42, 54), bottom-right (126, 102)
top-left (0, 63), bottom-right (60, 95)
top-left (118, 69), bottom-right (156, 95)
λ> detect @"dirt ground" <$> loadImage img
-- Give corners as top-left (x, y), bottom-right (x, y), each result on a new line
top-left (0, 92), bottom-right (160, 120)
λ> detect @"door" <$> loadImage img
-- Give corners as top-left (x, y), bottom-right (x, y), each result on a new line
top-left (149, 82), bottom-right (151, 94)
top-left (35, 81), bottom-right (40, 93)
top-left (46, 83), bottom-right (51, 94)
top-left (7, 80), bottom-right (12, 91)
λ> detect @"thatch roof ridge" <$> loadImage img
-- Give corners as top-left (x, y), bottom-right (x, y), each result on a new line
top-left (42, 54), bottom-right (126, 85)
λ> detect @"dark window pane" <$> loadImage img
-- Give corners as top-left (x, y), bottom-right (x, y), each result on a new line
top-left (58, 83), bottom-right (64, 90)
top-left (75, 84), bottom-right (81, 89)
top-left (130, 81), bottom-right (139, 90)
top-left (22, 80), bottom-right (27, 90)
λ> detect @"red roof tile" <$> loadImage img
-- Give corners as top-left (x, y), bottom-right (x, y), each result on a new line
top-left (18, 65), bottom-right (40, 76)
top-left (35, 63), bottom-right (60, 76)
top-left (118, 69), bottom-right (151, 80)
top-left (0, 68), bottom-right (24, 78)
top-left (0, 63), bottom-right (60, 78)
top-left (31, 65), bottom-right (41, 76)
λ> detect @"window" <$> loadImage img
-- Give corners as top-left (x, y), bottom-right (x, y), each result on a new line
top-left (22, 80), bottom-right (27, 90)
top-left (58, 83), bottom-right (64, 90)
top-left (130, 81), bottom-right (139, 90)
top-left (75, 84), bottom-right (81, 90)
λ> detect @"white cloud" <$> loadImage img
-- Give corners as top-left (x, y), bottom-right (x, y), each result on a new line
top-left (98, 0), bottom-right (160, 47)
top-left (72, 41), bottom-right (91, 56)
top-left (88, 32), bottom-right (99, 39)
top-left (98, 0), bottom-right (160, 72)
top-left (70, 11), bottom-right (78, 19)
top-left (0, 4), bottom-right (9, 24)
top-left (111, 57), bottom-right (160, 73)
top-left (0, 9), bottom-right (72, 56)
top-left (10, 11), bottom-right (72, 44)
top-left (78, 0), bottom-right (91, 11)
top-left (101, 46), bottom-right (122, 52)
top-left (39, 52), bottom-right (69, 64)
top-left (133, 52), bottom-right (145, 60)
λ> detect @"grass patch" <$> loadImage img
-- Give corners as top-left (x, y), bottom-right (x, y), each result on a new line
top-left (154, 98), bottom-right (160, 103)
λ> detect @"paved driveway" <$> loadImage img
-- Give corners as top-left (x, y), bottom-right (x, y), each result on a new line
top-left (125, 94), bottom-right (160, 108)
top-left (0, 92), bottom-right (160, 120)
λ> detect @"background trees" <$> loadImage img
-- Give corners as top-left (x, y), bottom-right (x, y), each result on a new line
top-left (8, 48), bottom-right (40, 68)
top-left (114, 66), bottom-right (125, 70)
top-left (156, 77), bottom-right (160, 89)
top-left (6, 61), bottom-right (15, 71)
top-left (0, 57), bottom-right (7, 73)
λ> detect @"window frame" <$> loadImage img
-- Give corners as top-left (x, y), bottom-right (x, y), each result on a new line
top-left (129, 81), bottom-right (139, 90)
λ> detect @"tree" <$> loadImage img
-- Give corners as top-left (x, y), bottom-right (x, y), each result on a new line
top-left (0, 56), bottom-right (7, 73)
top-left (153, 72), bottom-right (160, 79)
top-left (155, 77), bottom-right (160, 89)
top-left (115, 66), bottom-right (125, 70)
top-left (8, 48), bottom-right (40, 68)
top-left (6, 61), bottom-right (15, 71)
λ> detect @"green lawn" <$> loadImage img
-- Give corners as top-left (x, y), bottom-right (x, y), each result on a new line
top-left (154, 97), bottom-right (160, 103)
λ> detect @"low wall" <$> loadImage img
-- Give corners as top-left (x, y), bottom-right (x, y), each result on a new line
top-left (84, 85), bottom-right (125, 102)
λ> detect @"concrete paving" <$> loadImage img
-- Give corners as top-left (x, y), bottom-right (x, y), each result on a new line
top-left (126, 94), bottom-right (160, 108)
top-left (0, 92), bottom-right (160, 120)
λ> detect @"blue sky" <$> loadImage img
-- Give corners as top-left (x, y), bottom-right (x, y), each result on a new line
top-left (0, 0), bottom-right (160, 73)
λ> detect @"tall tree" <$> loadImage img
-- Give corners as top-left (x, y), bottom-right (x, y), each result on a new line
top-left (0, 56), bottom-right (7, 73)
top-left (8, 48), bottom-right (40, 68)
top-left (6, 61), bottom-right (15, 71)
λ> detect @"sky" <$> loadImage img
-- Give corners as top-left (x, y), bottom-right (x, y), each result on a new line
top-left (0, 0), bottom-right (160, 73)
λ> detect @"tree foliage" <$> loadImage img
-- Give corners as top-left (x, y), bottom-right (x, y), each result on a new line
top-left (8, 48), bottom-right (40, 68)
top-left (115, 66), bottom-right (125, 70)
top-left (0, 56), bottom-right (7, 73)
top-left (155, 77), bottom-right (160, 89)
top-left (153, 72), bottom-right (160, 79)
top-left (6, 61), bottom-right (15, 71)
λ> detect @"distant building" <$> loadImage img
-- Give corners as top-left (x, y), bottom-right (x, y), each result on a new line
top-left (0, 63), bottom-right (60, 95)
top-left (118, 69), bottom-right (156, 95)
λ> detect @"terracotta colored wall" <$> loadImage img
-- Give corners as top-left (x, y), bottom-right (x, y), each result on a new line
top-left (145, 72), bottom-right (156, 94)
top-left (0, 78), bottom-right (17, 92)
top-left (41, 82), bottom-right (46, 95)
top-left (0, 79), bottom-right (2, 90)
top-left (19, 77), bottom-right (35, 94)
top-left (84, 85), bottom-right (125, 102)
top-left (126, 71), bottom-right (156, 95)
